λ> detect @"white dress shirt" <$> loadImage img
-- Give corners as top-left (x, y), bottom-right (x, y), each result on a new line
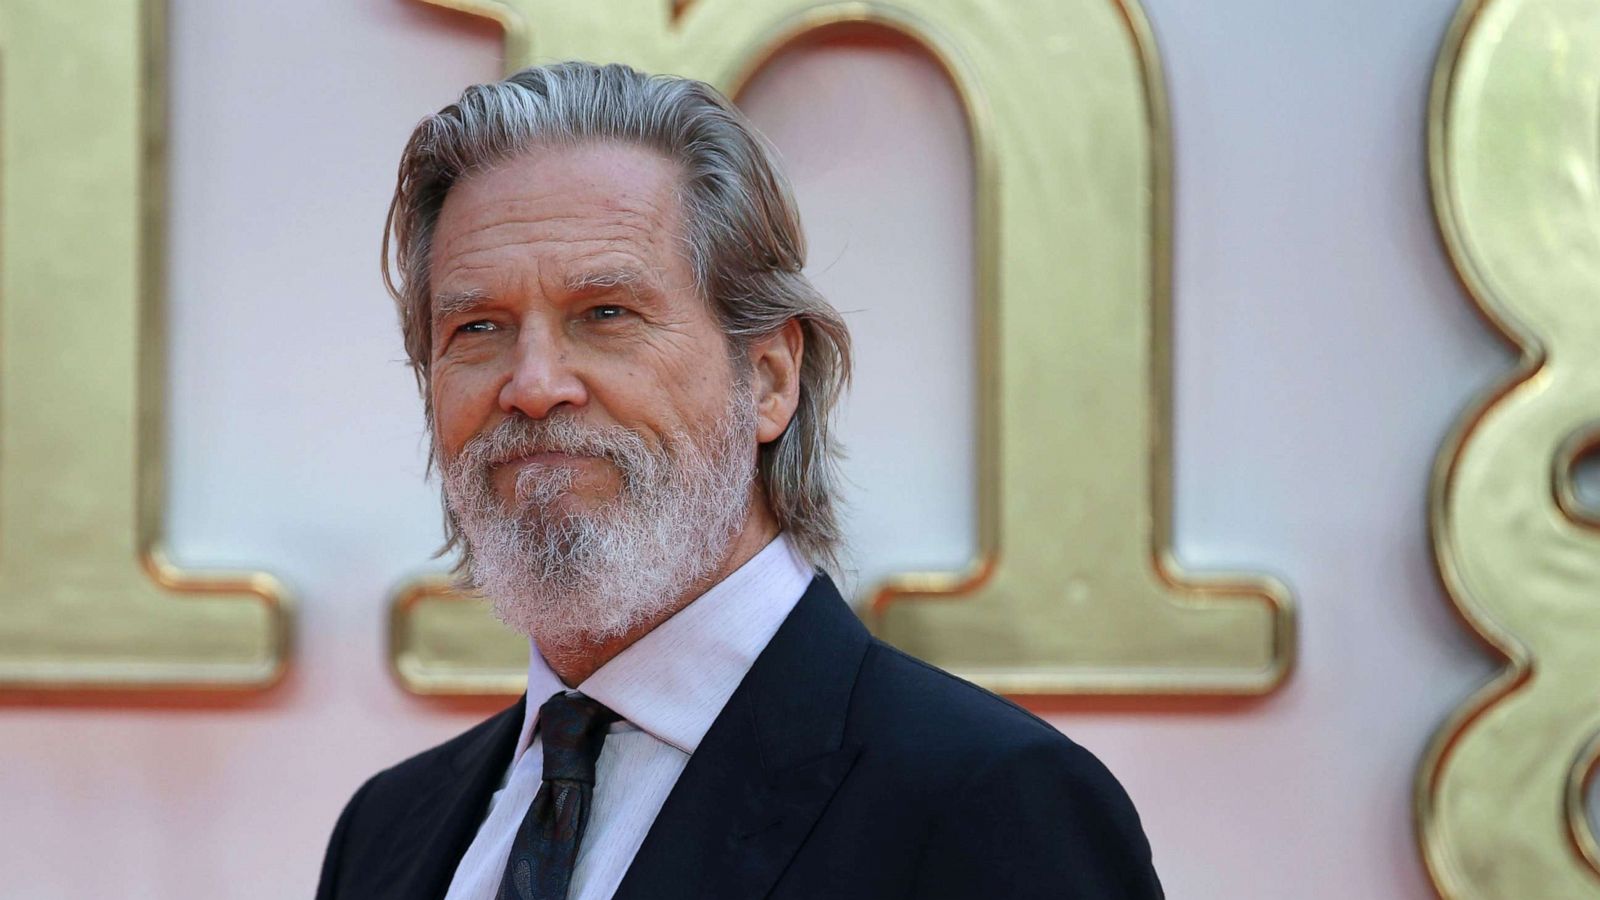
top-left (441, 534), bottom-right (815, 900)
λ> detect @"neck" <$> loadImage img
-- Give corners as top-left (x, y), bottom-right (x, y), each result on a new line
top-left (536, 498), bottom-right (781, 686)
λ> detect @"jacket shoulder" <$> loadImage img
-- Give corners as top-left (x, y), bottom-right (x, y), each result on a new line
top-left (852, 637), bottom-right (1086, 755)
top-left (849, 641), bottom-right (1162, 897)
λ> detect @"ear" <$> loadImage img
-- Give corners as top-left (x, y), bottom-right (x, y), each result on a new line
top-left (748, 319), bottom-right (804, 444)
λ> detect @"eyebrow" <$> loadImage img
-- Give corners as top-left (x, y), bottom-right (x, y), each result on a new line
top-left (563, 266), bottom-right (656, 296)
top-left (432, 288), bottom-right (492, 322)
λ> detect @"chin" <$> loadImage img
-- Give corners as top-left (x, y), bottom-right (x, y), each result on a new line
top-left (491, 582), bottom-right (677, 651)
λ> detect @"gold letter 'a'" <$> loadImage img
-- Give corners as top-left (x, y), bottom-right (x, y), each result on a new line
top-left (1419, 0), bottom-right (1600, 896)
top-left (0, 0), bottom-right (291, 693)
top-left (392, 0), bottom-right (1294, 697)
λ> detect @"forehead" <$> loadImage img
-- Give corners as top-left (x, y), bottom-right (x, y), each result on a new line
top-left (429, 141), bottom-right (690, 295)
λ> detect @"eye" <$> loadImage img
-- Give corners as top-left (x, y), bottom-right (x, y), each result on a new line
top-left (588, 305), bottom-right (629, 322)
top-left (455, 320), bottom-right (496, 334)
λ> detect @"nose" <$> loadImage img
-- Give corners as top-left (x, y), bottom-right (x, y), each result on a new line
top-left (498, 326), bottom-right (588, 419)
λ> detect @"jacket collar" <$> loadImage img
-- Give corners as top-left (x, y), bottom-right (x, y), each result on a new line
top-left (610, 574), bottom-right (870, 900)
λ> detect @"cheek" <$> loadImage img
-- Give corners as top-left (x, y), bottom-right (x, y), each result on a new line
top-left (431, 366), bottom-right (497, 456)
top-left (597, 372), bottom-right (708, 443)
top-left (682, 362), bottom-right (739, 427)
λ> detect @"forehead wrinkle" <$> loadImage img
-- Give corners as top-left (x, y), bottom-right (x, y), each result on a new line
top-left (438, 151), bottom-right (684, 238)
top-left (543, 244), bottom-right (672, 298)
top-left (430, 149), bottom-right (696, 306)
top-left (435, 215), bottom-right (671, 279)
top-left (445, 185), bottom-right (672, 241)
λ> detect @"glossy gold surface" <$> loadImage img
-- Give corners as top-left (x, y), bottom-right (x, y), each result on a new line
top-left (391, 574), bottom-right (527, 695)
top-left (0, 0), bottom-right (291, 692)
top-left (1419, 0), bottom-right (1600, 895)
top-left (393, 0), bottom-right (1294, 696)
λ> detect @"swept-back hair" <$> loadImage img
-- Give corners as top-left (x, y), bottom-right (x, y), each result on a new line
top-left (384, 61), bottom-right (852, 571)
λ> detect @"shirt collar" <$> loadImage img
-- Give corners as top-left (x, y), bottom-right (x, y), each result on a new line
top-left (514, 533), bottom-right (815, 761)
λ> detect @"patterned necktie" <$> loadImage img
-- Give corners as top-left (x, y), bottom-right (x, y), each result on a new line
top-left (496, 691), bottom-right (620, 900)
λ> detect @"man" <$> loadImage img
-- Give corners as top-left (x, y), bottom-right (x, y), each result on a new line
top-left (318, 62), bottom-right (1162, 900)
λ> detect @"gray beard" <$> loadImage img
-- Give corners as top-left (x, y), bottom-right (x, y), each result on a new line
top-left (439, 385), bottom-right (757, 651)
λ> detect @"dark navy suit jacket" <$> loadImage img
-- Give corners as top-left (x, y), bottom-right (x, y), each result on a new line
top-left (316, 576), bottom-right (1164, 899)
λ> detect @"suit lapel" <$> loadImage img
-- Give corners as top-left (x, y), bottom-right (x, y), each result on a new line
top-left (612, 576), bottom-right (870, 900)
top-left (372, 697), bottom-right (525, 900)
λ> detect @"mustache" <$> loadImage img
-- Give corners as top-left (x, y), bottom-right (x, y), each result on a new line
top-left (452, 414), bottom-right (650, 470)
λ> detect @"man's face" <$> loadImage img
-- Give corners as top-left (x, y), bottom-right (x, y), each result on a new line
top-left (428, 142), bottom-right (738, 516)
top-left (425, 141), bottom-right (765, 648)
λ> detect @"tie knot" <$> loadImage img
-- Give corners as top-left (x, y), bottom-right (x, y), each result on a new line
top-left (537, 691), bottom-right (619, 784)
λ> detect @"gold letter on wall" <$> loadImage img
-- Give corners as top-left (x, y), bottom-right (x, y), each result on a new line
top-left (0, 0), bottom-right (291, 692)
top-left (392, 0), bottom-right (1294, 697)
top-left (1419, 0), bottom-right (1600, 895)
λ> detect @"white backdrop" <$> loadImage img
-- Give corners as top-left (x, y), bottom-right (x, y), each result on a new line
top-left (2, 0), bottom-right (1575, 897)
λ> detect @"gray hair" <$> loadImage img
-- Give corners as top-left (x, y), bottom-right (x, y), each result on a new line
top-left (384, 61), bottom-right (852, 572)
